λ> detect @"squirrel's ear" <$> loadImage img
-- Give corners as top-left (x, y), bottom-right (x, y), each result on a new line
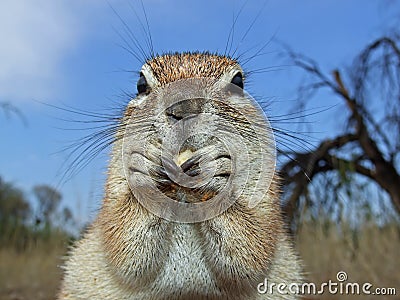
top-left (137, 72), bottom-right (149, 94)
top-left (231, 72), bottom-right (244, 89)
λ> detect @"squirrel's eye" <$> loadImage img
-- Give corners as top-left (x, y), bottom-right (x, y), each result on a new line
top-left (137, 73), bottom-right (148, 94)
top-left (231, 72), bottom-right (244, 89)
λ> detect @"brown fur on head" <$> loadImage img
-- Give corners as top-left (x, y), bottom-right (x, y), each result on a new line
top-left (147, 52), bottom-right (239, 85)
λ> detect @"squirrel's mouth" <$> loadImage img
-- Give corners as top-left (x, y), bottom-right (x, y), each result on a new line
top-left (148, 145), bottom-right (232, 203)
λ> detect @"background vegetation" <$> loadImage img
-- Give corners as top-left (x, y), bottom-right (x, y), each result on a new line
top-left (0, 177), bottom-right (73, 300)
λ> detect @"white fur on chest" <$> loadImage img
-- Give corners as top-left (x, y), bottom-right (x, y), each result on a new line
top-left (149, 224), bottom-right (218, 296)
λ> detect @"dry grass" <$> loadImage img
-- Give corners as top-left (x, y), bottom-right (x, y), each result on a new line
top-left (296, 221), bottom-right (400, 299)
top-left (0, 221), bottom-right (398, 299)
top-left (0, 243), bottom-right (67, 300)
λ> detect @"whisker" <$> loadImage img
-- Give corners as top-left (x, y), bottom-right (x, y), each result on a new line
top-left (108, 2), bottom-right (149, 62)
top-left (238, 29), bottom-right (279, 67)
top-left (126, 0), bottom-right (155, 59)
top-left (224, 0), bottom-right (248, 57)
top-left (230, 0), bottom-right (269, 58)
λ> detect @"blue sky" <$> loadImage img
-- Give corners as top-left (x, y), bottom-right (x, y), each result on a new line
top-left (0, 0), bottom-right (397, 226)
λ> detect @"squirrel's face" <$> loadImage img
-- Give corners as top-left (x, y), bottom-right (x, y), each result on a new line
top-left (119, 53), bottom-right (275, 222)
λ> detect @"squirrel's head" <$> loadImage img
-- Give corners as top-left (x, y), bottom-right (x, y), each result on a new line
top-left (108, 52), bottom-right (275, 223)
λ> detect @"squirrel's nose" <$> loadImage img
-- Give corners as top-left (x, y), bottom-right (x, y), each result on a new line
top-left (165, 98), bottom-right (206, 124)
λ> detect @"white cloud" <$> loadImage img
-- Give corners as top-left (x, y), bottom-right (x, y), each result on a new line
top-left (0, 0), bottom-right (101, 102)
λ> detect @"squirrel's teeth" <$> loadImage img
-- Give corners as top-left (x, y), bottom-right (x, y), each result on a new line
top-left (175, 149), bottom-right (194, 167)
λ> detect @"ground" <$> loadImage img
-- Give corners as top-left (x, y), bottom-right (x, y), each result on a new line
top-left (0, 222), bottom-right (399, 300)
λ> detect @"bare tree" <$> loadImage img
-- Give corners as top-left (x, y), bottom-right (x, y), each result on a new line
top-left (279, 36), bottom-right (400, 223)
top-left (33, 185), bottom-right (62, 226)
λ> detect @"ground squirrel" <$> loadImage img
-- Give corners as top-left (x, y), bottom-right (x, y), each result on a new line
top-left (58, 52), bottom-right (303, 299)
